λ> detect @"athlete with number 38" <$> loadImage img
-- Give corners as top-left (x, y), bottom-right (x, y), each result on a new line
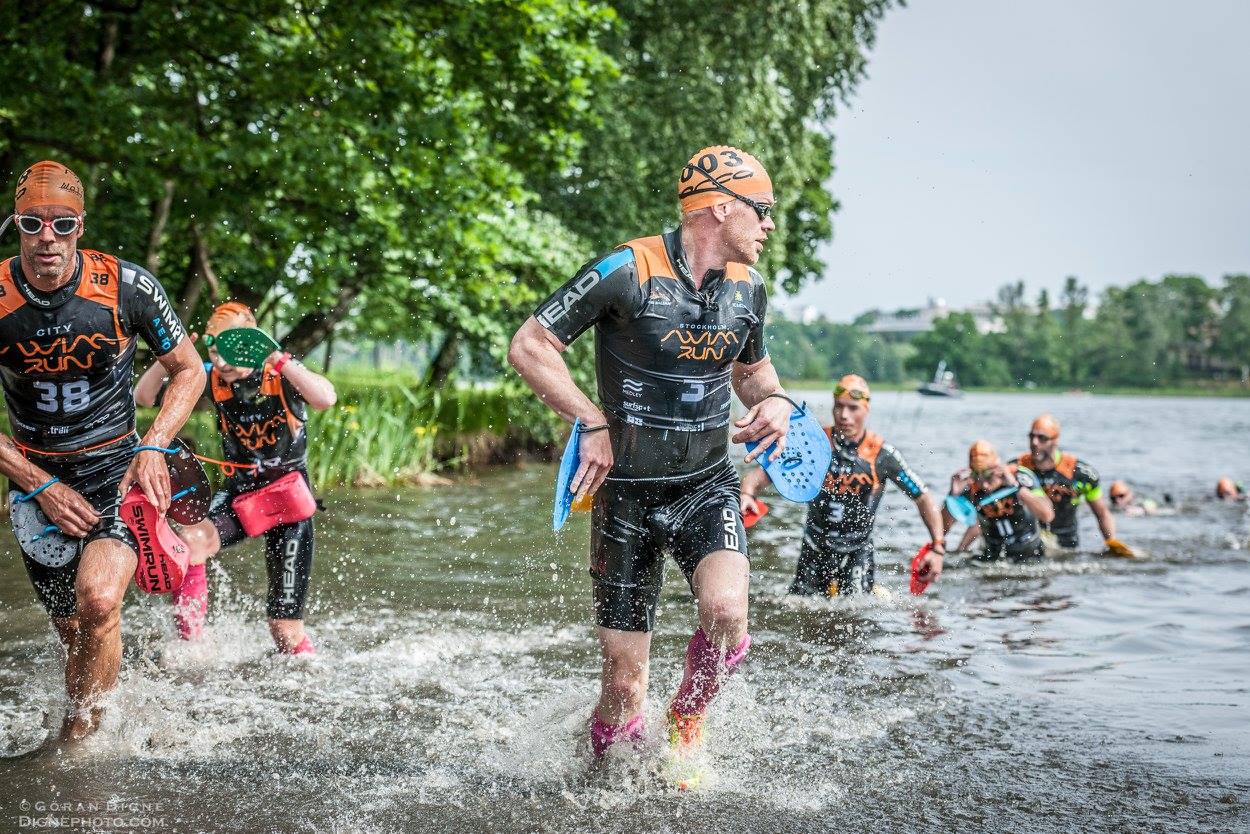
top-left (0, 161), bottom-right (204, 741)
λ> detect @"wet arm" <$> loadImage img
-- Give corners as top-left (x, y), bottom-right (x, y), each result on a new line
top-left (144, 339), bottom-right (205, 448)
top-left (1088, 496), bottom-right (1116, 541)
top-left (0, 433), bottom-right (56, 493)
top-left (1018, 488), bottom-right (1055, 524)
top-left (273, 355), bottom-right (336, 411)
top-left (730, 356), bottom-right (784, 409)
top-left (508, 317), bottom-right (606, 425)
top-left (739, 466), bottom-right (771, 500)
top-left (915, 492), bottom-right (946, 549)
top-left (134, 359), bottom-right (170, 408)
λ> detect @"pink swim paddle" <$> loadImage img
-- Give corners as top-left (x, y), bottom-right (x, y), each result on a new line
top-left (122, 486), bottom-right (191, 594)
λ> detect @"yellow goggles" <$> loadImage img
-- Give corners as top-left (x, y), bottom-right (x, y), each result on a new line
top-left (833, 384), bottom-right (869, 401)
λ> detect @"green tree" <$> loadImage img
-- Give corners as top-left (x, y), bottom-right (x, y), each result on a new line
top-left (908, 312), bottom-right (1010, 387)
top-left (532, 0), bottom-right (896, 294)
top-left (0, 0), bottom-right (616, 369)
top-left (1216, 274), bottom-right (1250, 379)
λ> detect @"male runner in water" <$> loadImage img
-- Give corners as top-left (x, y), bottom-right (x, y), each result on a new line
top-left (944, 440), bottom-right (1054, 561)
top-left (135, 301), bottom-right (336, 653)
top-left (1014, 414), bottom-right (1117, 550)
top-left (508, 147), bottom-right (792, 772)
top-left (740, 374), bottom-right (945, 595)
top-left (0, 161), bottom-right (203, 739)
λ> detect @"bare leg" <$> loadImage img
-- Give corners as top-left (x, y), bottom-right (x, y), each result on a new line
top-left (180, 518), bottom-right (220, 567)
top-left (669, 550), bottom-right (751, 718)
top-left (51, 615), bottom-right (79, 698)
top-left (595, 627), bottom-right (651, 724)
top-left (268, 619), bottom-right (307, 652)
top-left (62, 538), bottom-right (135, 741)
top-left (692, 549), bottom-right (749, 648)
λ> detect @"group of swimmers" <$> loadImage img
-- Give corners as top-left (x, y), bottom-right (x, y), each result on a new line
top-left (2, 151), bottom-right (1245, 787)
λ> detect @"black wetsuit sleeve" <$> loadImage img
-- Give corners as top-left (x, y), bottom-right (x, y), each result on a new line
top-left (120, 263), bottom-right (186, 356)
top-left (735, 268), bottom-right (769, 365)
top-left (533, 248), bottom-right (641, 345)
top-left (877, 443), bottom-right (927, 499)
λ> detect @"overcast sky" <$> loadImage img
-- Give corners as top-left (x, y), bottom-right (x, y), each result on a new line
top-left (785, 0), bottom-right (1250, 321)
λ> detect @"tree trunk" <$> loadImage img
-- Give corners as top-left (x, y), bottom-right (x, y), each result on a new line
top-left (425, 330), bottom-right (461, 387)
top-left (280, 275), bottom-right (367, 357)
top-left (178, 224), bottom-right (221, 324)
top-left (145, 179), bottom-right (175, 273)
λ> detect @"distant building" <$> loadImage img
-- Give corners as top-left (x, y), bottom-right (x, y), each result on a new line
top-left (861, 298), bottom-right (1004, 339)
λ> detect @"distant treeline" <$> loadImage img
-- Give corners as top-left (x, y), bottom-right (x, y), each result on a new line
top-left (768, 274), bottom-right (1250, 389)
top-left (767, 319), bottom-right (912, 383)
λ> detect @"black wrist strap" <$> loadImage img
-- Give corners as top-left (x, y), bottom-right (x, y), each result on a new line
top-left (581, 423), bottom-right (609, 434)
top-left (764, 392), bottom-right (799, 410)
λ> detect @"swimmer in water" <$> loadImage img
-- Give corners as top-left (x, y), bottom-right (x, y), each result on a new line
top-left (943, 440), bottom-right (1054, 561)
top-left (739, 374), bottom-right (945, 596)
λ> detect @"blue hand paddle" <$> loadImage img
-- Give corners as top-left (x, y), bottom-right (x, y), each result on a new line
top-left (744, 401), bottom-right (832, 503)
top-left (553, 418), bottom-right (582, 531)
top-left (945, 485), bottom-right (1021, 526)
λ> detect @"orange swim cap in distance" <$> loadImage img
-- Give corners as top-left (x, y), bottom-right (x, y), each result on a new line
top-left (1215, 477), bottom-right (1240, 499)
top-left (677, 146), bottom-right (773, 214)
top-left (834, 374), bottom-right (871, 402)
top-left (969, 440), bottom-right (999, 474)
top-left (15, 161), bottom-right (84, 214)
top-left (205, 301), bottom-right (256, 337)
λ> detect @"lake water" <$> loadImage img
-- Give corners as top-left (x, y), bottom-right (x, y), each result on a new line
top-left (1, 391), bottom-right (1247, 833)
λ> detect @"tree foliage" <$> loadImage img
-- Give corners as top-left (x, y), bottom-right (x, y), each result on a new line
top-left (0, 0), bottom-right (893, 380)
top-left (900, 273), bottom-right (1248, 389)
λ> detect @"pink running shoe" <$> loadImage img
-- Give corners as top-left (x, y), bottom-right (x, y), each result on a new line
top-left (171, 563), bottom-right (208, 640)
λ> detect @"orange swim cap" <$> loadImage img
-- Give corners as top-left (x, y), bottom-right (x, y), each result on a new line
top-left (15, 161), bottom-right (84, 214)
top-left (205, 301), bottom-right (256, 337)
top-left (677, 146), bottom-right (773, 214)
top-left (834, 374), bottom-right (871, 402)
top-left (1109, 480), bottom-right (1131, 499)
top-left (1030, 414), bottom-right (1061, 439)
top-left (1216, 477), bottom-right (1240, 499)
top-left (969, 440), bottom-right (999, 473)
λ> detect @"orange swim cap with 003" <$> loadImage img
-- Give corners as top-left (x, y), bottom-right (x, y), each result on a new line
top-left (677, 146), bottom-right (773, 214)
top-left (14, 160), bottom-right (84, 214)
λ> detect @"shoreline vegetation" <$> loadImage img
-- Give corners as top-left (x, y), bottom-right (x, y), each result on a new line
top-left (129, 370), bottom-right (1243, 492)
top-left (780, 380), bottom-right (1250, 398)
top-left (0, 370), bottom-right (1242, 498)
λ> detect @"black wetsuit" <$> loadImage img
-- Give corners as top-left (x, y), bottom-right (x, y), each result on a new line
top-left (793, 430), bottom-right (927, 595)
top-left (535, 230), bottom-right (769, 631)
top-left (962, 466), bottom-right (1046, 561)
top-left (167, 366), bottom-right (315, 619)
top-left (1016, 452), bottom-right (1101, 548)
top-left (0, 250), bottom-right (186, 616)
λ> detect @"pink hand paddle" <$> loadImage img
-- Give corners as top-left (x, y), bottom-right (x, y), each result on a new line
top-left (910, 543), bottom-right (934, 595)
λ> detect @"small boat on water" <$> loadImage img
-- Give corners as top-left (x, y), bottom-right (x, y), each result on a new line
top-left (917, 361), bottom-right (964, 398)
